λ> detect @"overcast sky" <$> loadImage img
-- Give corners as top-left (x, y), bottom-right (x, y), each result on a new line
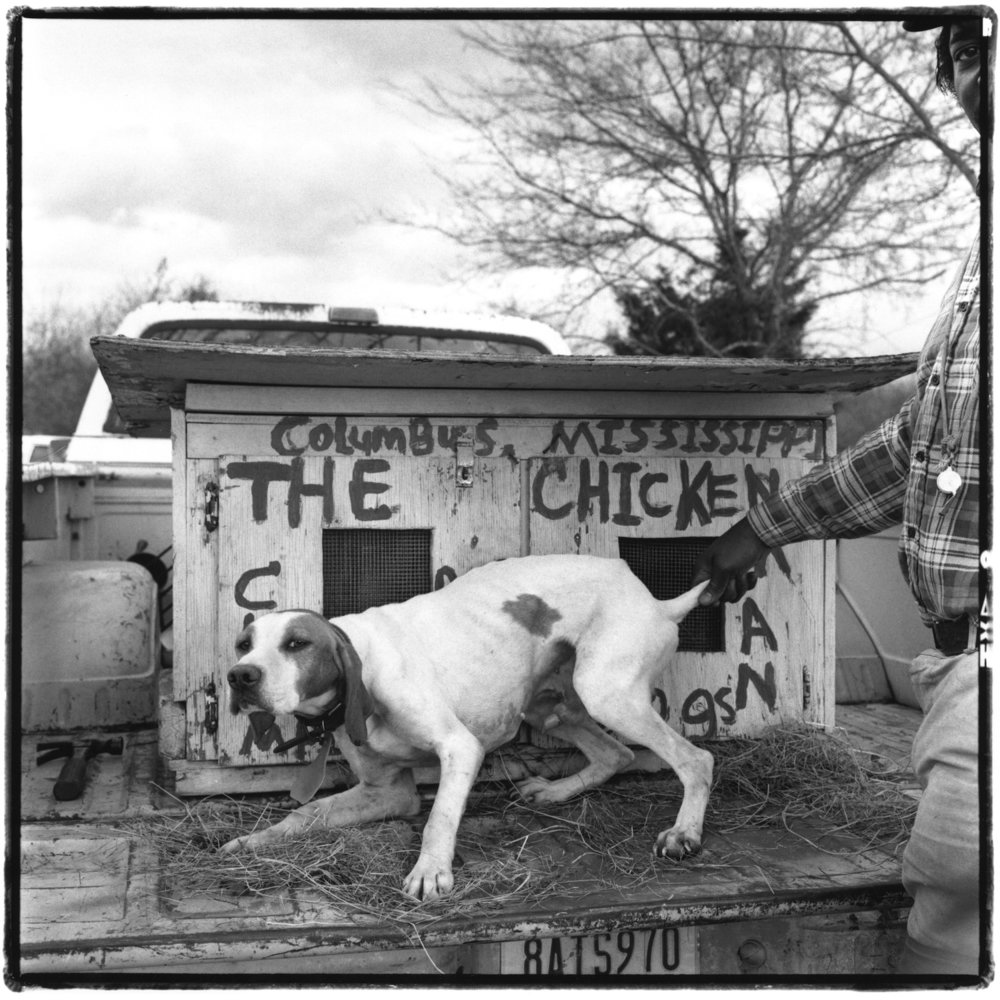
top-left (19, 10), bottom-right (964, 355)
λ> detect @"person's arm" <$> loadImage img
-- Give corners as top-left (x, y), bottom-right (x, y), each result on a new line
top-left (693, 399), bottom-right (914, 605)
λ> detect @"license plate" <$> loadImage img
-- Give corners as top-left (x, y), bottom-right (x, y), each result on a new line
top-left (500, 924), bottom-right (698, 976)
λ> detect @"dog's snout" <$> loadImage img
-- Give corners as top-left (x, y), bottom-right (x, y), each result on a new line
top-left (228, 664), bottom-right (262, 689)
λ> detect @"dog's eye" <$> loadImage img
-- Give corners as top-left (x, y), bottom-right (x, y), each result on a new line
top-left (286, 638), bottom-right (310, 652)
top-left (235, 638), bottom-right (251, 653)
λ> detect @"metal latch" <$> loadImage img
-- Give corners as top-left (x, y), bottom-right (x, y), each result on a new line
top-left (204, 482), bottom-right (219, 533)
top-left (204, 681), bottom-right (219, 735)
top-left (455, 433), bottom-right (475, 488)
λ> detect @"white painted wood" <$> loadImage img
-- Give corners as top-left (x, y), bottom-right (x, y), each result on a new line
top-left (186, 414), bottom-right (829, 464)
top-left (179, 459), bottom-right (221, 762)
top-left (216, 456), bottom-right (324, 765)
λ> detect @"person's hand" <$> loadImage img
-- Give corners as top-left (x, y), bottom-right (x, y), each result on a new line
top-left (692, 517), bottom-right (771, 606)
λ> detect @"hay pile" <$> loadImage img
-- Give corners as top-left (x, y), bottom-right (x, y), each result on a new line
top-left (130, 726), bottom-right (917, 931)
top-left (707, 725), bottom-right (917, 849)
top-left (131, 797), bottom-right (565, 927)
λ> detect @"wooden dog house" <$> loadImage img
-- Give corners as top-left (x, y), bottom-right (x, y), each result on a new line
top-left (92, 336), bottom-right (914, 795)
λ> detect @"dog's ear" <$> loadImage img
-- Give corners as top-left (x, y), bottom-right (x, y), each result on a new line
top-left (329, 632), bottom-right (373, 746)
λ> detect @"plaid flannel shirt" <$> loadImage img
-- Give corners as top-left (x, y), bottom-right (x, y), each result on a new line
top-left (747, 234), bottom-right (981, 626)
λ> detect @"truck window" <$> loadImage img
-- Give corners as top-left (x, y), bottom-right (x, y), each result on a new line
top-left (100, 323), bottom-right (551, 434)
top-left (144, 324), bottom-right (550, 356)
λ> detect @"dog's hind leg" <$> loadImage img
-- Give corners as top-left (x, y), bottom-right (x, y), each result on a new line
top-left (517, 707), bottom-right (634, 805)
top-left (574, 671), bottom-right (713, 860)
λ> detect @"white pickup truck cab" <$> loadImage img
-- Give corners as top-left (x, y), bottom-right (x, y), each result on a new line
top-left (68, 300), bottom-right (571, 468)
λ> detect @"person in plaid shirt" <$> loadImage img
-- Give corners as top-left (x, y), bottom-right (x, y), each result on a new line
top-left (693, 15), bottom-right (988, 978)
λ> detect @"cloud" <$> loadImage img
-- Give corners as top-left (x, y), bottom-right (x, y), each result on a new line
top-left (21, 16), bottom-right (477, 309)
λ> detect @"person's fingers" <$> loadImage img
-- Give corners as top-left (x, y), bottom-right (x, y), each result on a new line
top-left (699, 564), bottom-right (731, 606)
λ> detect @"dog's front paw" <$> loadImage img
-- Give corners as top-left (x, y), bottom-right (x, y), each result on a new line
top-left (655, 826), bottom-right (702, 861)
top-left (219, 833), bottom-right (253, 854)
top-left (403, 857), bottom-right (454, 900)
top-left (218, 812), bottom-right (311, 854)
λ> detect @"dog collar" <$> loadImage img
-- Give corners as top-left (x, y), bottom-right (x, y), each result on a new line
top-left (273, 700), bottom-right (344, 754)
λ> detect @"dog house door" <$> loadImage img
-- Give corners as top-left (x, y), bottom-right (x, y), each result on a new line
top-left (213, 451), bottom-right (521, 766)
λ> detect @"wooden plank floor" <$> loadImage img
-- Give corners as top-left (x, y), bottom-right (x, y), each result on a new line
top-left (835, 702), bottom-right (921, 795)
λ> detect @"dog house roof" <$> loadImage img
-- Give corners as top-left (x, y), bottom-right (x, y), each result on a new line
top-left (91, 335), bottom-right (917, 438)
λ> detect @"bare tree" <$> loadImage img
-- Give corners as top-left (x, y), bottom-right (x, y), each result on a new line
top-left (412, 18), bottom-right (978, 354)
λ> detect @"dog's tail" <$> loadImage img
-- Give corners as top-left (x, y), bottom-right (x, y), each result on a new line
top-left (660, 580), bottom-right (711, 623)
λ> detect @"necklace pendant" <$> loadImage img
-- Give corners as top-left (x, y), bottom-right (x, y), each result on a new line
top-left (936, 466), bottom-right (962, 495)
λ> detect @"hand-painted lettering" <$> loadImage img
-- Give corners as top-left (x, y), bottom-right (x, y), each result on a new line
top-left (680, 661), bottom-right (778, 737)
top-left (740, 598), bottom-right (778, 654)
top-left (736, 661), bottom-right (777, 712)
top-left (267, 415), bottom-right (822, 460)
top-left (226, 461), bottom-right (293, 522)
top-left (639, 471), bottom-right (672, 518)
top-left (239, 715), bottom-right (284, 755)
top-left (333, 416), bottom-right (354, 455)
top-left (288, 457), bottom-right (334, 528)
top-left (757, 420), bottom-right (821, 460)
top-left (596, 418), bottom-right (625, 455)
top-left (234, 561), bottom-right (281, 611)
top-left (372, 425), bottom-right (408, 454)
top-left (717, 419), bottom-right (745, 456)
top-left (544, 420), bottom-right (599, 456)
top-left (347, 425), bottom-right (372, 454)
top-left (309, 422), bottom-right (335, 453)
top-left (271, 415), bottom-right (309, 456)
top-left (612, 461), bottom-right (643, 526)
top-left (533, 459), bottom-right (675, 525)
top-left (409, 417), bottom-right (434, 456)
top-left (675, 460), bottom-right (739, 530)
top-left (436, 424), bottom-right (468, 451)
top-left (714, 687), bottom-right (737, 726)
top-left (226, 459), bottom-right (334, 527)
top-left (349, 459), bottom-right (396, 521)
top-left (681, 688), bottom-right (718, 736)
top-left (475, 417), bottom-right (498, 457)
top-left (577, 459), bottom-right (609, 523)
top-left (745, 464), bottom-right (780, 507)
top-left (624, 419), bottom-right (654, 453)
top-left (532, 458), bottom-right (573, 520)
top-left (700, 419), bottom-right (721, 453)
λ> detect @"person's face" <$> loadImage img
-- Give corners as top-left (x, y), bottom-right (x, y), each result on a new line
top-left (949, 18), bottom-right (990, 133)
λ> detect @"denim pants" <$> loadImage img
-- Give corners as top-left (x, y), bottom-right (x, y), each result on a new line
top-left (900, 648), bottom-right (982, 974)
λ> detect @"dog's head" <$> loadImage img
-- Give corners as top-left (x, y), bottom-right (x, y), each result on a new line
top-left (228, 610), bottom-right (373, 745)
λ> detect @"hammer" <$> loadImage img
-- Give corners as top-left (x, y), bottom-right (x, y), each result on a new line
top-left (37, 738), bottom-right (124, 801)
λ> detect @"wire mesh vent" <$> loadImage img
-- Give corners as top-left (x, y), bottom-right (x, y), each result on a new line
top-left (322, 529), bottom-right (432, 617)
top-left (618, 537), bottom-right (724, 652)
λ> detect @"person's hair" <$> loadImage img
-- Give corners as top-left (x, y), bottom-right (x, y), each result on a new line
top-left (935, 24), bottom-right (956, 96)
